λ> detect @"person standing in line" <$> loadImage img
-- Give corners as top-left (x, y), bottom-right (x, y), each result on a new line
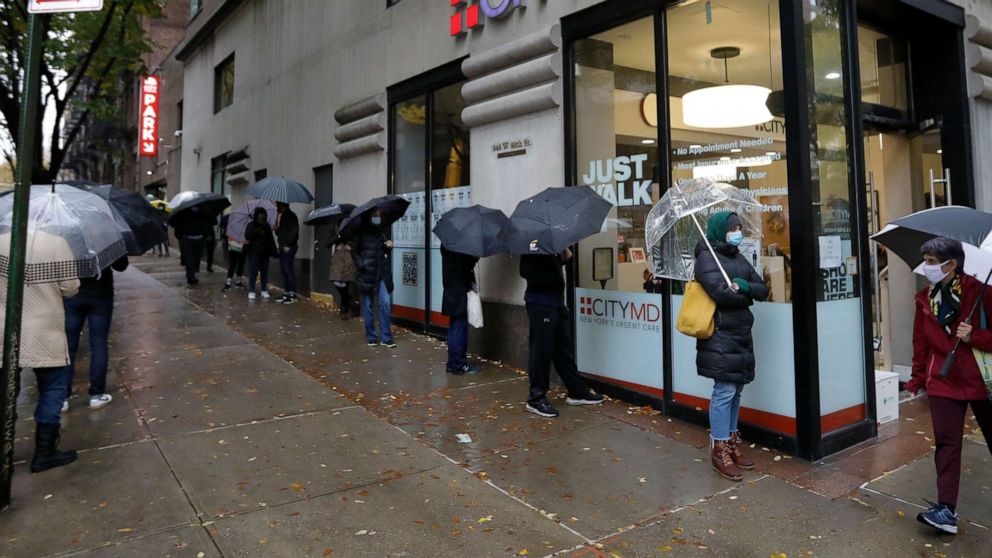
top-left (157, 205), bottom-right (170, 257)
top-left (244, 206), bottom-right (276, 301)
top-left (0, 231), bottom-right (81, 473)
top-left (174, 207), bottom-right (209, 285)
top-left (219, 211), bottom-right (245, 290)
top-left (329, 236), bottom-right (359, 320)
top-left (203, 214), bottom-right (217, 273)
top-left (519, 248), bottom-right (603, 418)
top-left (353, 209), bottom-right (395, 348)
top-left (62, 255), bottom-right (128, 411)
top-left (275, 202), bottom-right (300, 304)
top-left (905, 237), bottom-right (992, 535)
top-left (441, 245), bottom-right (480, 375)
top-left (693, 212), bottom-right (768, 482)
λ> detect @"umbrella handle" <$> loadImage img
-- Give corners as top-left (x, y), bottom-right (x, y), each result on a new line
top-left (690, 213), bottom-right (734, 288)
top-left (939, 266), bottom-right (992, 376)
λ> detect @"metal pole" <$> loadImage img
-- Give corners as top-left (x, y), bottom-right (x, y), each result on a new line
top-left (1, 13), bottom-right (44, 511)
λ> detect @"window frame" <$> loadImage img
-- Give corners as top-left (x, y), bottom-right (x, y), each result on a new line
top-left (213, 54), bottom-right (236, 114)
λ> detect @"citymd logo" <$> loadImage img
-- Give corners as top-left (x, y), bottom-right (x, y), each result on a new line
top-left (450, 0), bottom-right (526, 37)
top-left (579, 295), bottom-right (661, 324)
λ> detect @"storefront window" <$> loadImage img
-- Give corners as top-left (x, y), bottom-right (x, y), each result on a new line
top-left (807, 0), bottom-right (868, 434)
top-left (858, 25), bottom-right (909, 113)
top-left (572, 16), bottom-right (665, 396)
top-left (667, 0), bottom-right (796, 435)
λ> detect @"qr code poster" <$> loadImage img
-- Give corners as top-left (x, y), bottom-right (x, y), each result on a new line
top-left (402, 253), bottom-right (418, 287)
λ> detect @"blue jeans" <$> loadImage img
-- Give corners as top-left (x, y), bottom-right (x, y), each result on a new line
top-left (35, 367), bottom-right (71, 425)
top-left (64, 295), bottom-right (113, 396)
top-left (279, 245), bottom-right (298, 294)
top-left (362, 280), bottom-right (393, 344)
top-left (247, 254), bottom-right (269, 293)
top-left (447, 314), bottom-right (468, 371)
top-left (710, 381), bottom-right (745, 441)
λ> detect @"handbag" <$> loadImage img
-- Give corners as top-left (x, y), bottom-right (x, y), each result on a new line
top-left (467, 285), bottom-right (484, 329)
top-left (676, 280), bottom-right (716, 339)
top-left (971, 302), bottom-right (992, 400)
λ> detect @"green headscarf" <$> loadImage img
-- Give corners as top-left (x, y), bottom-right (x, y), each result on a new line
top-left (706, 211), bottom-right (733, 243)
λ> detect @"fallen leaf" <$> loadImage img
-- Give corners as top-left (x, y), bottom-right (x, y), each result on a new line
top-left (323, 550), bottom-right (333, 557)
top-left (478, 516), bottom-right (493, 523)
top-left (518, 551), bottom-right (528, 556)
top-left (291, 482), bottom-right (305, 491)
top-left (355, 530), bottom-right (368, 536)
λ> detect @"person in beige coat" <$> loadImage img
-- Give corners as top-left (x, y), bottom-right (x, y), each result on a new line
top-left (0, 231), bottom-right (81, 473)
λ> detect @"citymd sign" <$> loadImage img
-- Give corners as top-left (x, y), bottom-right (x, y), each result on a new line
top-left (450, 0), bottom-right (526, 37)
top-left (138, 75), bottom-right (160, 157)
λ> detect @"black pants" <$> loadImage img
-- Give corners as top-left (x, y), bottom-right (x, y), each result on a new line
top-left (526, 304), bottom-right (591, 404)
top-left (180, 237), bottom-right (204, 283)
top-left (227, 249), bottom-right (245, 279)
top-left (204, 238), bottom-right (216, 271)
top-left (336, 283), bottom-right (358, 316)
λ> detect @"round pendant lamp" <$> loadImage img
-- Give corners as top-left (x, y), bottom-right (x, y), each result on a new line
top-left (682, 47), bottom-right (773, 129)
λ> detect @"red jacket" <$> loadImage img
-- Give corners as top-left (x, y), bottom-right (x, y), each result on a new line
top-left (911, 273), bottom-right (992, 400)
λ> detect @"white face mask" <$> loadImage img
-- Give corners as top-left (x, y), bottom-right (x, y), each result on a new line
top-left (922, 261), bottom-right (951, 284)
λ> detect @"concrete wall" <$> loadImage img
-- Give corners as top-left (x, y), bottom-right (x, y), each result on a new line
top-left (950, 0), bottom-right (992, 211)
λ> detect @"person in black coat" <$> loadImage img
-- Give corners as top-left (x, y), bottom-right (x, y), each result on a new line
top-left (244, 207), bottom-right (277, 300)
top-left (352, 209), bottom-right (395, 347)
top-left (693, 211), bottom-right (768, 482)
top-left (520, 249), bottom-right (602, 418)
top-left (173, 208), bottom-right (212, 285)
top-left (441, 246), bottom-right (480, 375)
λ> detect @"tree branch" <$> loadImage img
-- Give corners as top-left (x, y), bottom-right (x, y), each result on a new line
top-left (60, 2), bottom-right (119, 110)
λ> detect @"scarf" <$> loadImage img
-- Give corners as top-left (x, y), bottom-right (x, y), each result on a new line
top-left (929, 276), bottom-right (962, 335)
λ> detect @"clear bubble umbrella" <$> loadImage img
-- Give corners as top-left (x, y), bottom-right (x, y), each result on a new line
top-left (645, 179), bottom-right (763, 285)
top-left (0, 185), bottom-right (127, 283)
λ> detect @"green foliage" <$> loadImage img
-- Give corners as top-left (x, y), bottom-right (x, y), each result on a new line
top-left (0, 0), bottom-right (163, 181)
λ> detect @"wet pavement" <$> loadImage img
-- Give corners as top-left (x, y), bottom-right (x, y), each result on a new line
top-left (1, 254), bottom-right (990, 557)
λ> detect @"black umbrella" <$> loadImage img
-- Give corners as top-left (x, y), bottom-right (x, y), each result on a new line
top-left (338, 195), bottom-right (411, 239)
top-left (499, 186), bottom-right (612, 255)
top-left (167, 192), bottom-right (231, 226)
top-left (872, 206), bottom-right (992, 376)
top-left (74, 184), bottom-right (167, 255)
top-left (304, 203), bottom-right (356, 226)
top-left (433, 205), bottom-right (510, 257)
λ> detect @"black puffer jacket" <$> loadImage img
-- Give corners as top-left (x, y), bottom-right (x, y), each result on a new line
top-left (441, 247), bottom-right (478, 317)
top-left (352, 222), bottom-right (393, 294)
top-left (694, 239), bottom-right (768, 384)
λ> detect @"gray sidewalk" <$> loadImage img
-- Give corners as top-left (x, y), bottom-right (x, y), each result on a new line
top-left (1, 255), bottom-right (989, 557)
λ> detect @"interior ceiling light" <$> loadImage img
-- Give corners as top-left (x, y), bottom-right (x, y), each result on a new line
top-left (682, 47), bottom-right (773, 129)
top-left (825, 72), bottom-right (841, 80)
top-left (937, 149), bottom-right (943, 154)
top-left (641, 139), bottom-right (656, 144)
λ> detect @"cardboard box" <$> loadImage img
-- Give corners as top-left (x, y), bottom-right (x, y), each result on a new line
top-left (875, 370), bottom-right (900, 424)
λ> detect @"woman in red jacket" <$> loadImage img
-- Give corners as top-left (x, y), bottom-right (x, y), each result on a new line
top-left (906, 237), bottom-right (992, 535)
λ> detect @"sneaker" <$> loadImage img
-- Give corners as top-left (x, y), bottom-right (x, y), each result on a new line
top-left (89, 394), bottom-right (112, 409)
top-left (367, 341), bottom-right (378, 347)
top-left (566, 391), bottom-right (604, 406)
top-left (918, 500), bottom-right (958, 534)
top-left (187, 278), bottom-right (199, 285)
top-left (380, 341), bottom-right (397, 348)
top-left (448, 363), bottom-right (481, 375)
top-left (526, 399), bottom-right (559, 418)
top-left (225, 279), bottom-right (232, 287)
top-left (248, 292), bottom-right (257, 301)
top-left (61, 399), bottom-right (69, 412)
top-left (235, 281), bottom-right (246, 289)
top-left (261, 291), bottom-right (271, 300)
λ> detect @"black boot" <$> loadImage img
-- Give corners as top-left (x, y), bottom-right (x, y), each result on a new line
top-left (30, 422), bottom-right (77, 473)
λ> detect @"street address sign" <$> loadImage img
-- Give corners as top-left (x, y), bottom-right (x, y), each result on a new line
top-left (28, 0), bottom-right (104, 13)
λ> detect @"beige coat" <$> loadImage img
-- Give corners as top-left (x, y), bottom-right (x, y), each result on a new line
top-left (0, 232), bottom-right (80, 369)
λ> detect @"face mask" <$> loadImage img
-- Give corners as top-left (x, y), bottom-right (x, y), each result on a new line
top-left (725, 230), bottom-right (744, 247)
top-left (371, 216), bottom-right (382, 226)
top-left (922, 261), bottom-right (951, 284)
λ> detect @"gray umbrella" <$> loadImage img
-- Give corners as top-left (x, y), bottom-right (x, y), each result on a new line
top-left (247, 177), bottom-right (315, 204)
top-left (498, 187), bottom-right (612, 255)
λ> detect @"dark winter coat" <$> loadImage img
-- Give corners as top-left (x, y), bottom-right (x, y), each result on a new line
top-left (519, 254), bottom-right (567, 307)
top-left (694, 212), bottom-right (768, 384)
top-left (78, 256), bottom-right (129, 298)
top-left (276, 209), bottom-right (300, 248)
top-left (441, 247), bottom-right (478, 317)
top-left (244, 209), bottom-right (277, 257)
top-left (351, 222), bottom-right (393, 294)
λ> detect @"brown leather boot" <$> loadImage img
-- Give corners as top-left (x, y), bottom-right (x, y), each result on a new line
top-left (711, 440), bottom-right (743, 481)
top-left (730, 432), bottom-right (755, 470)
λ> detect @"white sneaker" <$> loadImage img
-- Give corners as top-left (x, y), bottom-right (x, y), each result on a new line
top-left (61, 399), bottom-right (69, 412)
top-left (248, 292), bottom-right (257, 301)
top-left (89, 394), bottom-right (112, 409)
top-left (261, 291), bottom-right (271, 300)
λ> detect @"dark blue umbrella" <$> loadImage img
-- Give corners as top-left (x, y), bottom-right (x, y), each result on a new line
top-left (247, 177), bottom-right (314, 204)
top-left (167, 192), bottom-right (231, 226)
top-left (338, 195), bottom-right (411, 239)
top-left (499, 186), bottom-right (612, 255)
top-left (433, 205), bottom-right (509, 257)
top-left (304, 203), bottom-right (356, 226)
top-left (81, 184), bottom-right (168, 255)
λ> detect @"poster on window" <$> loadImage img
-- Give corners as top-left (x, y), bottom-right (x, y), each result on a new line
top-left (429, 186), bottom-right (473, 248)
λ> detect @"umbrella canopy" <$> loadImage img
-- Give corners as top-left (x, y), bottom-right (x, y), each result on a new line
top-left (227, 199), bottom-right (277, 243)
top-left (0, 184), bottom-right (126, 282)
top-left (81, 184), bottom-right (168, 255)
top-left (646, 179), bottom-right (764, 282)
top-left (304, 203), bottom-right (356, 226)
top-left (498, 186), bottom-right (612, 255)
top-left (167, 190), bottom-right (200, 210)
top-left (247, 177), bottom-right (315, 204)
top-left (167, 192), bottom-right (231, 226)
top-left (872, 206), bottom-right (992, 281)
top-left (338, 195), bottom-right (411, 239)
top-left (433, 205), bottom-right (510, 257)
